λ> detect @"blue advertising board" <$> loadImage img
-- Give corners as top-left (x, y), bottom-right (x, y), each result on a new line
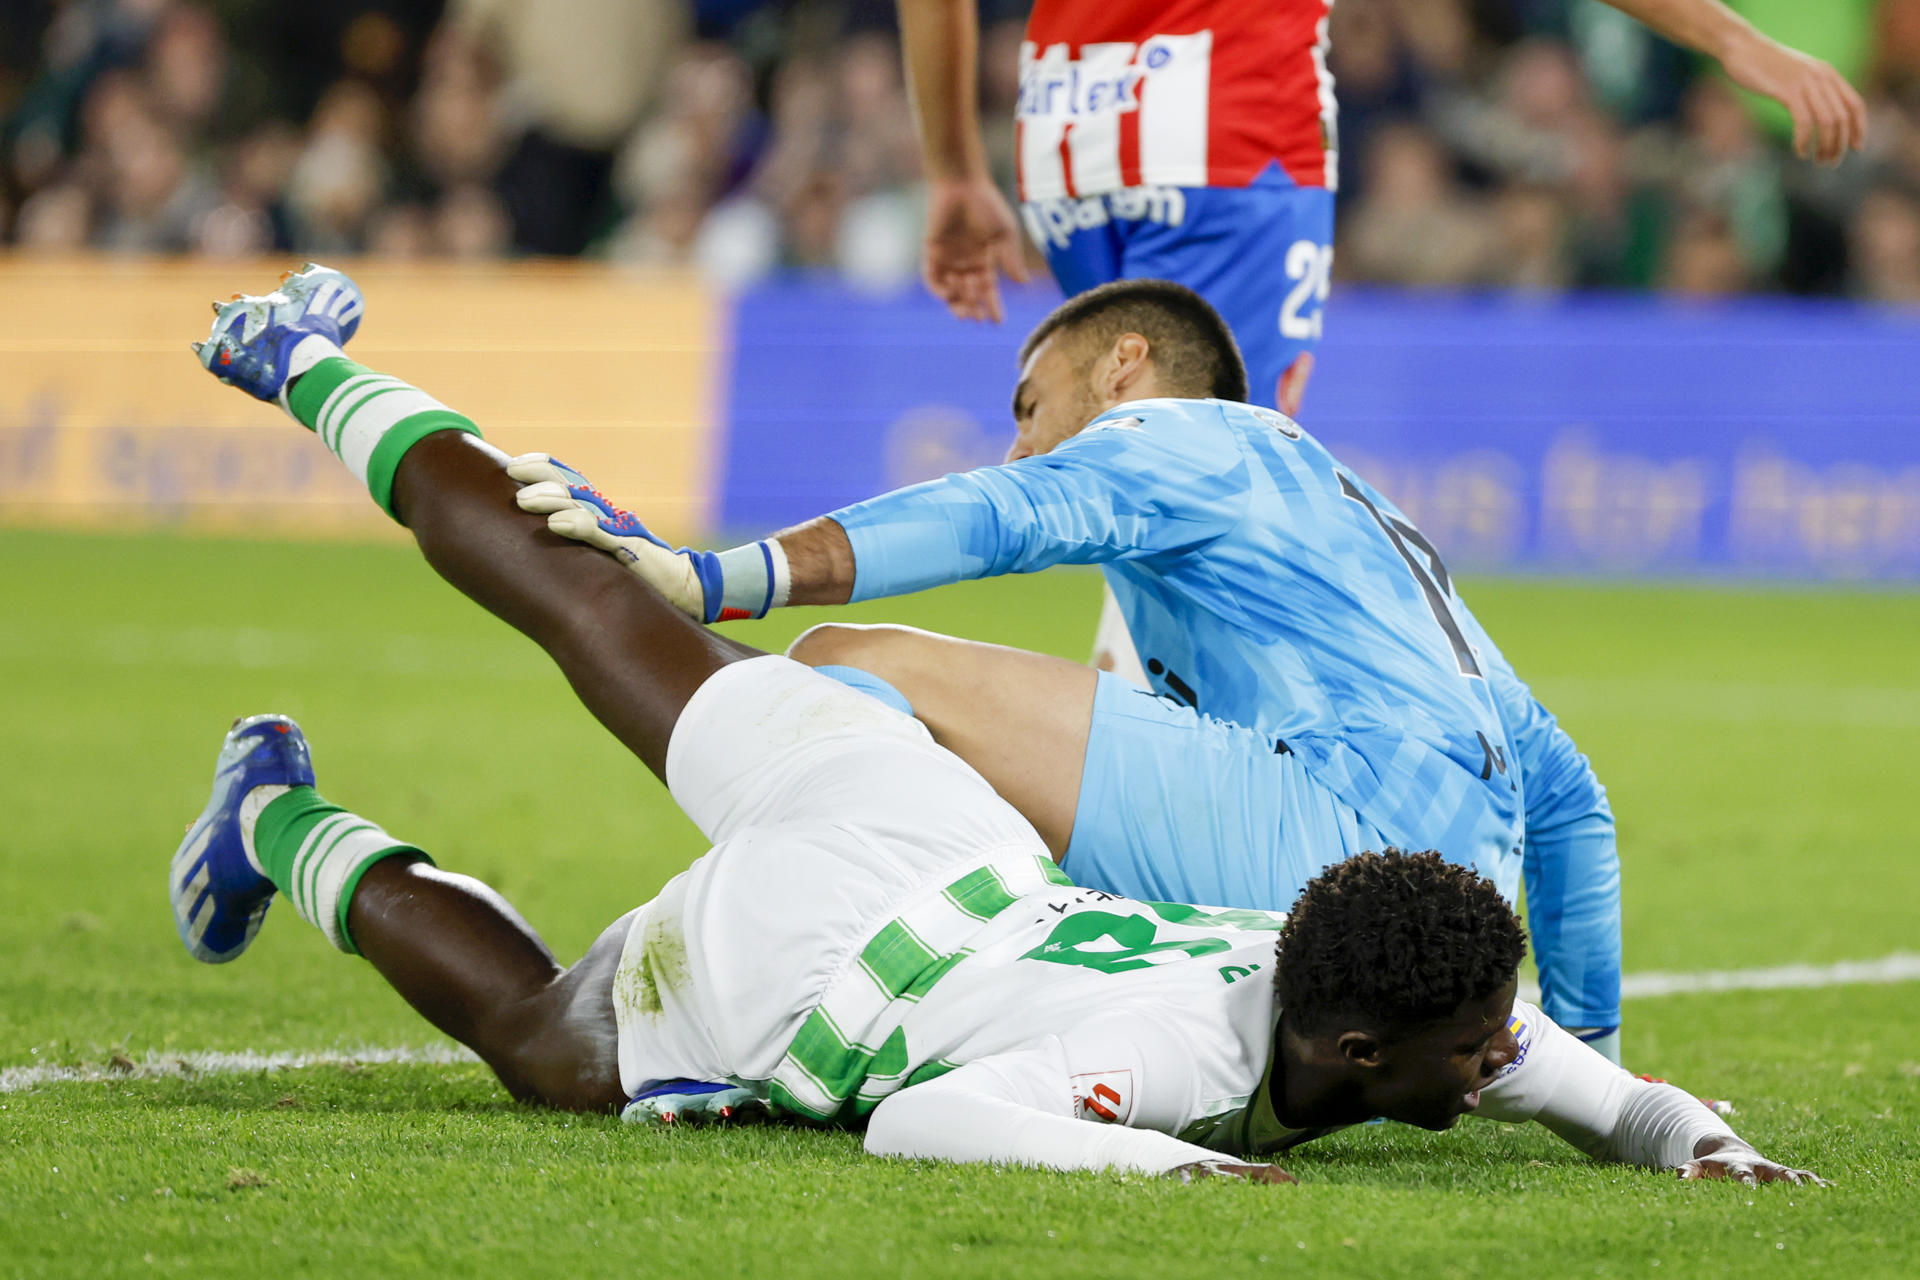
top-left (717, 283), bottom-right (1920, 579)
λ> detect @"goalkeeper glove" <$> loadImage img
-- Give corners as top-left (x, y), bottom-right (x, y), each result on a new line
top-left (507, 454), bottom-right (790, 622)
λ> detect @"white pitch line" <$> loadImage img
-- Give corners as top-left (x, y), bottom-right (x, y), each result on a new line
top-left (0, 1043), bottom-right (477, 1094)
top-left (1514, 952), bottom-right (1920, 1005)
top-left (8, 954), bottom-right (1919, 1094)
top-left (1618, 951), bottom-right (1920, 999)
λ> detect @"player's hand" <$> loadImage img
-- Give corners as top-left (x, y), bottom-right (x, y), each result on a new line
top-left (1716, 32), bottom-right (1867, 165)
top-left (507, 453), bottom-right (717, 621)
top-left (1677, 1136), bottom-right (1828, 1187)
top-left (923, 174), bottom-right (1031, 323)
top-left (1169, 1159), bottom-right (1296, 1185)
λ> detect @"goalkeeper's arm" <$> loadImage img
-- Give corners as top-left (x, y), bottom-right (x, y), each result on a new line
top-left (508, 414), bottom-right (1245, 621)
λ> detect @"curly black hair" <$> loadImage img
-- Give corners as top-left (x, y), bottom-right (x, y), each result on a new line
top-left (1276, 849), bottom-right (1527, 1039)
top-left (1019, 278), bottom-right (1251, 403)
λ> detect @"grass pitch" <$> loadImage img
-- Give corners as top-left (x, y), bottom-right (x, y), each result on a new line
top-left (2, 529), bottom-right (1917, 1278)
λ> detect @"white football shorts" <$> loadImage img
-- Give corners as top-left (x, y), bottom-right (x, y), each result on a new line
top-left (612, 655), bottom-right (1052, 1098)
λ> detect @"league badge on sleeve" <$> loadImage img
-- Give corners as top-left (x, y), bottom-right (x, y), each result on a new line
top-left (1496, 1010), bottom-right (1533, 1081)
top-left (1072, 1068), bottom-right (1137, 1124)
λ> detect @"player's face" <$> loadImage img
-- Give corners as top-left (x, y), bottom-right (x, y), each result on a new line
top-left (1363, 977), bottom-right (1521, 1131)
top-left (1007, 334), bottom-right (1107, 462)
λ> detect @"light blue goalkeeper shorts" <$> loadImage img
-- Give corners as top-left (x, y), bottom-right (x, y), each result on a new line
top-left (1061, 672), bottom-right (1389, 912)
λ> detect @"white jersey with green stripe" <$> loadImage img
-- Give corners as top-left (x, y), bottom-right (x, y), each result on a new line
top-left (756, 863), bottom-right (1727, 1176)
top-left (620, 654), bottom-right (1292, 1132)
top-left (630, 660), bottom-right (1731, 1176)
top-left (768, 876), bottom-right (1290, 1129)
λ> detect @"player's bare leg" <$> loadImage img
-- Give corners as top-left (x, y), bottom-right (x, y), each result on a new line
top-left (787, 622), bottom-right (1094, 856)
top-left (170, 709), bottom-right (636, 1112)
top-left (387, 430), bottom-right (757, 779)
top-left (498, 450), bottom-right (1096, 857)
top-left (346, 435), bottom-right (760, 1109)
top-left (191, 265), bottom-right (757, 780)
top-left (347, 856), bottom-right (634, 1112)
top-left (179, 267), bottom-right (767, 1112)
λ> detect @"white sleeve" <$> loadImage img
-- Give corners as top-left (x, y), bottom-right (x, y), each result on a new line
top-left (1477, 1000), bottom-right (1739, 1169)
top-left (864, 1038), bottom-right (1225, 1175)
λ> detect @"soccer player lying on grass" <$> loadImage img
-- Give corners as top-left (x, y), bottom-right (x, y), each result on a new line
top-left (169, 266), bottom-right (1817, 1186)
top-left (506, 279), bottom-right (1626, 1061)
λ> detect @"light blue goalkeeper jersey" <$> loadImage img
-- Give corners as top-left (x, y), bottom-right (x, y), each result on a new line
top-left (838, 397), bottom-right (1527, 874)
top-left (831, 398), bottom-right (1621, 1025)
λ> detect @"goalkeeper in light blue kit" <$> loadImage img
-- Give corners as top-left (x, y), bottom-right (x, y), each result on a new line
top-left (513, 280), bottom-right (1624, 1060)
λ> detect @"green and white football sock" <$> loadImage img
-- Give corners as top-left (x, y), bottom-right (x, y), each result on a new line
top-left (278, 335), bottom-right (481, 520)
top-left (238, 784), bottom-right (429, 955)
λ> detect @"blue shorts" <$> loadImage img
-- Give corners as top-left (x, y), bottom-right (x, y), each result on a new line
top-left (1062, 672), bottom-right (1388, 912)
top-left (1022, 166), bottom-right (1335, 411)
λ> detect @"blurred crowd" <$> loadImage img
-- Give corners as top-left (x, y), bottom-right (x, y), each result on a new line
top-left (4, 0), bottom-right (1920, 302)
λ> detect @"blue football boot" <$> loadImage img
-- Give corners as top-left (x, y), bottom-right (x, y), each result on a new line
top-left (622, 1079), bottom-right (771, 1128)
top-left (169, 714), bottom-right (315, 963)
top-left (192, 263), bottom-right (364, 402)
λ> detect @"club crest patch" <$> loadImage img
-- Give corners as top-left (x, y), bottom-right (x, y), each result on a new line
top-left (1251, 407), bottom-right (1303, 440)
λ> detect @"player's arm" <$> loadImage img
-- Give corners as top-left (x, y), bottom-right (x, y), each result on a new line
top-left (1522, 797), bottom-right (1623, 1063)
top-left (1598, 0), bottom-right (1866, 163)
top-left (1477, 1002), bottom-right (1825, 1185)
top-left (895, 0), bottom-right (1029, 322)
top-left (1495, 663), bottom-right (1623, 1061)
top-left (509, 415), bottom-right (1249, 619)
top-left (821, 425), bottom-right (1249, 603)
top-left (864, 1045), bottom-right (1292, 1182)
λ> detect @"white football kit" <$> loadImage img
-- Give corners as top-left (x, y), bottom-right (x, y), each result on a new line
top-left (615, 656), bottom-right (1733, 1173)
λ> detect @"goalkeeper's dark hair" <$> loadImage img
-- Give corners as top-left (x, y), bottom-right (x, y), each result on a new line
top-left (1020, 279), bottom-right (1249, 403)
top-left (1276, 849), bottom-right (1527, 1039)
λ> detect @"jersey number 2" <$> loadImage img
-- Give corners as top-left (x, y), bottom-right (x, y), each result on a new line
top-left (1281, 241), bottom-right (1333, 341)
top-left (1338, 472), bottom-right (1481, 678)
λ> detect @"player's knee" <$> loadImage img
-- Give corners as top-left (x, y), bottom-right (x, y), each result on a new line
top-left (481, 985), bottom-right (623, 1113)
top-left (787, 622), bottom-right (887, 669)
